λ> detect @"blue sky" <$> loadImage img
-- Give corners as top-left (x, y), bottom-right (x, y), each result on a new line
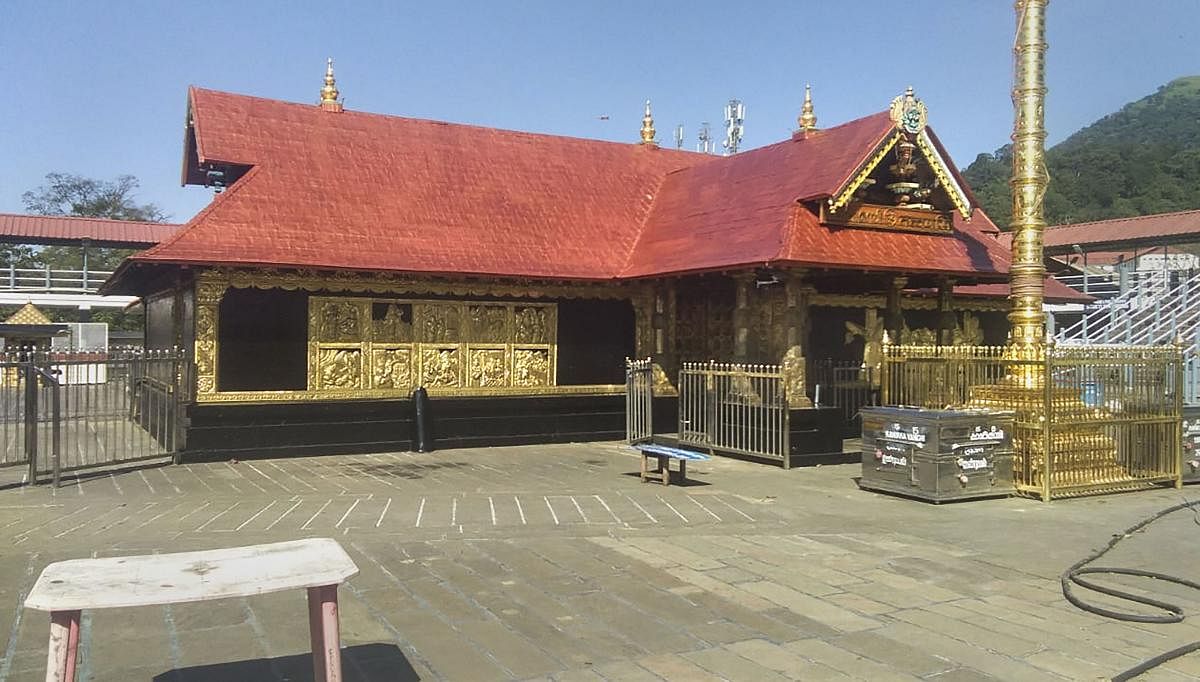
top-left (1, 1), bottom-right (1196, 223)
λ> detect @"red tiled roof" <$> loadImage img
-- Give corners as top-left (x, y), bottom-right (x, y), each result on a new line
top-left (952, 277), bottom-right (1092, 304)
top-left (129, 87), bottom-right (1009, 284)
top-left (626, 118), bottom-right (1008, 277)
top-left (138, 88), bottom-right (695, 279)
top-left (0, 213), bottom-right (177, 247)
top-left (1043, 209), bottom-right (1200, 254)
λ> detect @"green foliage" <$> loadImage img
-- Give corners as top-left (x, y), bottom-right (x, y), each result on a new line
top-left (962, 76), bottom-right (1200, 228)
top-left (18, 173), bottom-right (166, 331)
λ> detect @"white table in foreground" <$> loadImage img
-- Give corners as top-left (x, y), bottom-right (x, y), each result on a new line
top-left (24, 538), bottom-right (359, 682)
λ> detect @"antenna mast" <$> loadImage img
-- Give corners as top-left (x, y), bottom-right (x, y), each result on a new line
top-left (674, 124), bottom-right (685, 150)
top-left (722, 98), bottom-right (745, 155)
top-left (697, 122), bottom-right (713, 154)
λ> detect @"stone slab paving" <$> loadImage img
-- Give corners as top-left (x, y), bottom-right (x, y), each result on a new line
top-left (2, 442), bottom-right (1200, 680)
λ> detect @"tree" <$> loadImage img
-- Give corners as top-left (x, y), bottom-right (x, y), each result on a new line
top-left (22, 173), bottom-right (167, 222)
top-left (21, 173), bottom-right (170, 331)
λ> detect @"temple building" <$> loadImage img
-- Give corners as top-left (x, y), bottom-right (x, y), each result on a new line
top-left (104, 63), bottom-right (1085, 458)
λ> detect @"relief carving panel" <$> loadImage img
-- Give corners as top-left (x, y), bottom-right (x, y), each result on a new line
top-left (371, 347), bottom-right (414, 389)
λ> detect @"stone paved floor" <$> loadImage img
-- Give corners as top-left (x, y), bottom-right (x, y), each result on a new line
top-left (3, 443), bottom-right (1200, 680)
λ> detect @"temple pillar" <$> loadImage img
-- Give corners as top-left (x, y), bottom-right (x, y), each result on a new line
top-left (651, 281), bottom-right (677, 393)
top-left (782, 272), bottom-right (814, 408)
top-left (193, 276), bottom-right (228, 397)
top-left (937, 278), bottom-right (956, 346)
top-left (732, 273), bottom-right (754, 361)
top-left (885, 276), bottom-right (907, 344)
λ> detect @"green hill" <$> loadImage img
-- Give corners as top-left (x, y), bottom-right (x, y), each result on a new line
top-left (962, 75), bottom-right (1200, 228)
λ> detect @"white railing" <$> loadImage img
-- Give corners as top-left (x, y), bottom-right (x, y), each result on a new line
top-left (1056, 268), bottom-right (1200, 403)
top-left (0, 266), bottom-right (115, 294)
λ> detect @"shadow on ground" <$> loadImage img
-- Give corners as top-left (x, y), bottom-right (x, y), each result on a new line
top-left (152, 643), bottom-right (417, 682)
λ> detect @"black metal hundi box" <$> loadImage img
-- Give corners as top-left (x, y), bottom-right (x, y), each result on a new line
top-left (860, 407), bottom-right (1015, 503)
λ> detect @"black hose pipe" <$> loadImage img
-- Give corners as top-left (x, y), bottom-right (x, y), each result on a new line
top-left (1061, 498), bottom-right (1200, 680)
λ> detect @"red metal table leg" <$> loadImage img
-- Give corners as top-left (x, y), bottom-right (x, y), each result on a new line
top-left (308, 586), bottom-right (328, 682)
top-left (45, 610), bottom-right (80, 682)
top-left (319, 584), bottom-right (343, 682)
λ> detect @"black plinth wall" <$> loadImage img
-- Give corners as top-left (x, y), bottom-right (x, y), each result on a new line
top-left (183, 394), bottom-right (680, 460)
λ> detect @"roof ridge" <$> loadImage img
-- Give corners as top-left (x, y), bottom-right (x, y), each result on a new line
top-left (0, 212), bottom-right (176, 227)
top-left (1049, 208), bottom-right (1200, 230)
top-left (189, 86), bottom-right (701, 159)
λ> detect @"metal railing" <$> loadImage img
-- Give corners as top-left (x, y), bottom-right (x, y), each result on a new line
top-left (0, 265), bottom-right (115, 293)
top-left (0, 347), bottom-right (186, 485)
top-left (881, 343), bottom-right (1182, 500)
top-left (678, 361), bottom-right (791, 468)
top-left (625, 357), bottom-right (653, 444)
top-left (810, 359), bottom-right (879, 437)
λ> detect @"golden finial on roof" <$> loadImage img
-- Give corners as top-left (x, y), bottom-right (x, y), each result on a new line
top-left (797, 84), bottom-right (818, 132)
top-left (639, 100), bottom-right (657, 146)
top-left (319, 58), bottom-right (343, 113)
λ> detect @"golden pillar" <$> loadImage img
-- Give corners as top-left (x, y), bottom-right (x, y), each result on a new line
top-left (1007, 0), bottom-right (1050, 351)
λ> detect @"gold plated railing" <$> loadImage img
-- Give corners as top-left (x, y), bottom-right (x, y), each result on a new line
top-left (881, 343), bottom-right (1183, 499)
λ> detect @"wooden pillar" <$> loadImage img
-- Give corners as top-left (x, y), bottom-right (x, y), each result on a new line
top-left (732, 273), bottom-right (754, 361)
top-left (937, 278), bottom-right (956, 346)
top-left (782, 272), bottom-right (814, 408)
top-left (885, 276), bottom-right (907, 344)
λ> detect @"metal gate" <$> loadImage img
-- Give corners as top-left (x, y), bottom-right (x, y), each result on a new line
top-left (0, 348), bottom-right (186, 486)
top-left (678, 361), bottom-right (791, 468)
top-left (625, 357), bottom-right (653, 444)
top-left (810, 359), bottom-right (879, 437)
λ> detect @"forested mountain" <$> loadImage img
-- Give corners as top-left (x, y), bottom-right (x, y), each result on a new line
top-left (962, 75), bottom-right (1200, 228)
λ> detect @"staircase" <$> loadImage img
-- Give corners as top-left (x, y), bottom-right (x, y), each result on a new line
top-left (1056, 268), bottom-right (1200, 402)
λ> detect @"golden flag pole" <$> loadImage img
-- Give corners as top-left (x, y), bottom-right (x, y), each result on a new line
top-left (1008, 0), bottom-right (1050, 353)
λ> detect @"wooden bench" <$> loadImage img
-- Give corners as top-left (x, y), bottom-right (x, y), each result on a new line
top-left (24, 538), bottom-right (359, 682)
top-left (632, 443), bottom-right (710, 485)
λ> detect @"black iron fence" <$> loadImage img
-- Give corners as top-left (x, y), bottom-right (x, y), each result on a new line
top-left (0, 348), bottom-right (187, 486)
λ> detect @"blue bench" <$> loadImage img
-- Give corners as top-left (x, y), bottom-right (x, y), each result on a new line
top-left (631, 443), bottom-right (710, 486)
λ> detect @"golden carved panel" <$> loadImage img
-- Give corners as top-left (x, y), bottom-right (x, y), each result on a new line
top-left (419, 346), bottom-right (461, 387)
top-left (317, 347), bottom-right (363, 390)
top-left (468, 305), bottom-right (509, 342)
top-left (371, 346), bottom-right (414, 389)
top-left (372, 303), bottom-right (412, 343)
top-left (417, 304), bottom-right (462, 343)
top-left (316, 300), bottom-right (366, 342)
top-left (513, 348), bottom-right (552, 387)
top-left (468, 346), bottom-right (509, 387)
top-left (514, 306), bottom-right (551, 344)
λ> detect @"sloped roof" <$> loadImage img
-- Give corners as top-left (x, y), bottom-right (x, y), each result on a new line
top-left (4, 303), bottom-right (52, 325)
top-left (0, 213), bottom-right (177, 247)
top-left (126, 87), bottom-right (1011, 285)
top-left (138, 87), bottom-right (695, 280)
top-left (1043, 209), bottom-right (1200, 254)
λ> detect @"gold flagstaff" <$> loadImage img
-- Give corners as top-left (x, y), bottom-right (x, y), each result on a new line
top-left (1008, 0), bottom-right (1050, 352)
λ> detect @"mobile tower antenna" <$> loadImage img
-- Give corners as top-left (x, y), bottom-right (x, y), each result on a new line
top-left (723, 99), bottom-right (745, 155)
top-left (674, 124), bottom-right (685, 150)
top-left (697, 122), bottom-right (713, 154)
